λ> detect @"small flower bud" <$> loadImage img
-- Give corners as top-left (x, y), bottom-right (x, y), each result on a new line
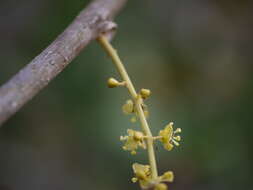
top-left (107, 77), bottom-right (120, 88)
top-left (140, 88), bottom-right (151, 99)
top-left (122, 99), bottom-right (134, 114)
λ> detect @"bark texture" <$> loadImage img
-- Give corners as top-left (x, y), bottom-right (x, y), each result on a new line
top-left (0, 0), bottom-right (127, 126)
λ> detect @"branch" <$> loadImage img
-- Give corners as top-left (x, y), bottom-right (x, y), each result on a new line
top-left (0, 0), bottom-right (127, 126)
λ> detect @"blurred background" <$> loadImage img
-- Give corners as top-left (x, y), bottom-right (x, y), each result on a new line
top-left (0, 0), bottom-right (253, 189)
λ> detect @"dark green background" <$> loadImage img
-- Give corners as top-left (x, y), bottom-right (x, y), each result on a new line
top-left (0, 0), bottom-right (252, 189)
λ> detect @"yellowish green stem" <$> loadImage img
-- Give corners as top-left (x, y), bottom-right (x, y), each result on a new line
top-left (144, 136), bottom-right (162, 140)
top-left (97, 35), bottom-right (158, 179)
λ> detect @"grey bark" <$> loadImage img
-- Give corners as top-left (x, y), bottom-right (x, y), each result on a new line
top-left (0, 0), bottom-right (127, 126)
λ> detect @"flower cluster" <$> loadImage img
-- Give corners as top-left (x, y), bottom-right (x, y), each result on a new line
top-left (132, 163), bottom-right (174, 190)
top-left (117, 86), bottom-right (182, 189)
top-left (99, 35), bottom-right (182, 190)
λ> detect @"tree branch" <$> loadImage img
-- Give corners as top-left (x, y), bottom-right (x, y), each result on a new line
top-left (0, 0), bottom-right (127, 126)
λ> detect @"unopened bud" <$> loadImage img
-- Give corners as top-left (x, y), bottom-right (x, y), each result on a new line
top-left (140, 88), bottom-right (151, 99)
top-left (107, 77), bottom-right (120, 88)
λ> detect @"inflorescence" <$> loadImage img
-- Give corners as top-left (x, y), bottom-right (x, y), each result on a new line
top-left (98, 34), bottom-right (182, 190)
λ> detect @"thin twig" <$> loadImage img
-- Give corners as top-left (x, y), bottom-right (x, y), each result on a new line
top-left (97, 35), bottom-right (158, 179)
top-left (0, 0), bottom-right (127, 126)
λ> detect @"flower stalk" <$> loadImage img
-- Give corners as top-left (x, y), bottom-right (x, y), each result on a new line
top-left (97, 34), bottom-right (158, 178)
top-left (97, 34), bottom-right (182, 190)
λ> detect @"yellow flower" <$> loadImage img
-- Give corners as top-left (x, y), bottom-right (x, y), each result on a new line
top-left (120, 129), bottom-right (146, 155)
top-left (131, 163), bottom-right (152, 189)
top-left (159, 122), bottom-right (181, 151)
top-left (132, 163), bottom-right (174, 189)
top-left (122, 99), bottom-right (134, 114)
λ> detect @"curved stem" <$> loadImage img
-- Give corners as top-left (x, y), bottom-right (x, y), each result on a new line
top-left (97, 35), bottom-right (158, 179)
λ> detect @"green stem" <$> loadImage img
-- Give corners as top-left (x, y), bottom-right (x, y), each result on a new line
top-left (97, 35), bottom-right (158, 179)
